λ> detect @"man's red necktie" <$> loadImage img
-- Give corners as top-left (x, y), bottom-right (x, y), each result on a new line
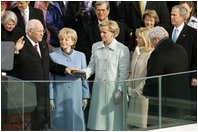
top-left (34, 44), bottom-right (39, 53)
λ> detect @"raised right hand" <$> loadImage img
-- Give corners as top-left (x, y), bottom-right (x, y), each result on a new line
top-left (15, 36), bottom-right (25, 53)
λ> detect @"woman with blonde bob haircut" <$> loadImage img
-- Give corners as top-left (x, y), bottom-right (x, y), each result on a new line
top-left (49, 27), bottom-right (90, 130)
top-left (58, 28), bottom-right (78, 49)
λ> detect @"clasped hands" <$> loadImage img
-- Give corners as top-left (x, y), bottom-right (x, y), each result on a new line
top-left (50, 99), bottom-right (88, 111)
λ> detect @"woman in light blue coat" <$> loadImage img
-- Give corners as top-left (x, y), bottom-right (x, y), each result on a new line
top-left (83, 20), bottom-right (130, 131)
top-left (49, 27), bottom-right (90, 130)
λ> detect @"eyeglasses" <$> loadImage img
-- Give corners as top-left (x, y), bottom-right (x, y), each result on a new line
top-left (96, 9), bottom-right (108, 13)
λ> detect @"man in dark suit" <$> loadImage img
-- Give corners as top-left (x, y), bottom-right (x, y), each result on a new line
top-left (13, 19), bottom-right (49, 130)
top-left (143, 26), bottom-right (190, 119)
top-left (12, 1), bottom-right (47, 40)
top-left (13, 19), bottom-right (76, 130)
top-left (170, 5), bottom-right (197, 100)
top-left (143, 26), bottom-right (189, 97)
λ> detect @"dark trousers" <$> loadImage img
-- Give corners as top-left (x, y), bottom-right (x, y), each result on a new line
top-left (31, 105), bottom-right (48, 130)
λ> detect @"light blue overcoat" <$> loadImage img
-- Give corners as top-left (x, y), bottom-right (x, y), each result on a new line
top-left (49, 49), bottom-right (89, 131)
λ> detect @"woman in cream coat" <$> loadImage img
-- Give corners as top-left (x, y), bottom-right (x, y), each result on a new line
top-left (128, 27), bottom-right (153, 96)
top-left (127, 27), bottom-right (153, 128)
top-left (83, 20), bottom-right (130, 131)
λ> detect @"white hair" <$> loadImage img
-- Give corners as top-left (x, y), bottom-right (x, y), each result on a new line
top-left (25, 19), bottom-right (43, 33)
top-left (148, 26), bottom-right (169, 40)
top-left (2, 10), bottom-right (18, 25)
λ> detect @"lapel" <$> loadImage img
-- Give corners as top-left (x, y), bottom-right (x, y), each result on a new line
top-left (15, 8), bottom-right (26, 31)
top-left (25, 37), bottom-right (41, 58)
top-left (29, 7), bottom-right (33, 20)
top-left (38, 41), bottom-right (47, 58)
top-left (176, 24), bottom-right (188, 43)
top-left (19, 12), bottom-right (25, 26)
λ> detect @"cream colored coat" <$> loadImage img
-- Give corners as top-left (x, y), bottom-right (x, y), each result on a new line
top-left (84, 39), bottom-right (130, 130)
top-left (128, 46), bottom-right (152, 95)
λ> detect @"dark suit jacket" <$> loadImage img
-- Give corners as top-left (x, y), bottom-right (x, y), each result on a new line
top-left (143, 37), bottom-right (190, 100)
top-left (13, 36), bottom-right (49, 130)
top-left (12, 6), bottom-right (47, 40)
top-left (14, 37), bottom-right (49, 81)
top-left (78, 19), bottom-right (131, 62)
top-left (169, 24), bottom-right (197, 77)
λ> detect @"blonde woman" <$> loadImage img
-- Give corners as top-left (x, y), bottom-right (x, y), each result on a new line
top-left (128, 27), bottom-right (153, 96)
top-left (83, 20), bottom-right (130, 131)
top-left (49, 27), bottom-right (90, 130)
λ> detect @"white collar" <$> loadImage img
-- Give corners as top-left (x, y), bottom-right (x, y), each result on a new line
top-left (174, 22), bottom-right (184, 32)
top-left (97, 39), bottom-right (117, 51)
top-left (26, 35), bottom-right (39, 46)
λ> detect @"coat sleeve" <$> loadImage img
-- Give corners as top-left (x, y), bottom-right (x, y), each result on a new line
top-left (143, 51), bottom-right (162, 96)
top-left (83, 45), bottom-right (96, 79)
top-left (117, 46), bottom-right (130, 91)
top-left (49, 56), bottom-right (67, 75)
top-left (81, 53), bottom-right (90, 98)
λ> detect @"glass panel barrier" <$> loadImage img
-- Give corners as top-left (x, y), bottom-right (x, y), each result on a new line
top-left (126, 70), bottom-right (197, 131)
top-left (1, 76), bottom-right (36, 130)
top-left (1, 70), bottom-right (197, 131)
